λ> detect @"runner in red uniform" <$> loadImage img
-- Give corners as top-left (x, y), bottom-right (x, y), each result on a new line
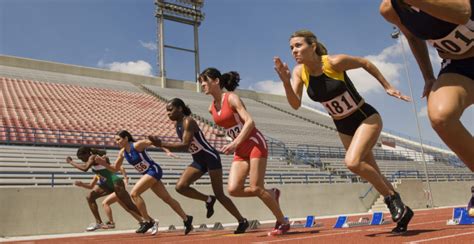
top-left (199, 67), bottom-right (290, 236)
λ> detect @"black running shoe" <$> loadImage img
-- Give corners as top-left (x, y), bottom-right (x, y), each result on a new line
top-left (184, 215), bottom-right (193, 235)
top-left (136, 222), bottom-right (145, 233)
top-left (391, 206), bottom-right (414, 235)
top-left (384, 192), bottom-right (406, 222)
top-left (136, 220), bottom-right (154, 234)
top-left (234, 218), bottom-right (249, 234)
top-left (206, 195), bottom-right (216, 218)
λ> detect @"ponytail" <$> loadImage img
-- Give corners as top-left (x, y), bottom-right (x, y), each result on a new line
top-left (220, 71), bottom-right (240, 91)
top-left (199, 67), bottom-right (240, 91)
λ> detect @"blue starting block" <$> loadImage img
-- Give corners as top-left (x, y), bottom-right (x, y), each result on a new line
top-left (305, 215), bottom-right (315, 228)
top-left (289, 215), bottom-right (323, 228)
top-left (334, 212), bottom-right (390, 228)
top-left (370, 212), bottom-right (384, 225)
top-left (334, 216), bottom-right (348, 228)
top-left (447, 207), bottom-right (474, 225)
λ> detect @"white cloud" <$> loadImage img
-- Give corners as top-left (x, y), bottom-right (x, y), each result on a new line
top-left (248, 80), bottom-right (285, 95)
top-left (347, 40), bottom-right (404, 94)
top-left (139, 40), bottom-right (157, 51)
top-left (98, 60), bottom-right (153, 76)
top-left (418, 105), bottom-right (428, 117)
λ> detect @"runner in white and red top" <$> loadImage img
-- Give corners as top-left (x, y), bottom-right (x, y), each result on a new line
top-left (199, 67), bottom-right (290, 236)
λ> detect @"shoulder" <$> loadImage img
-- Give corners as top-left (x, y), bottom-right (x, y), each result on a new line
top-left (183, 116), bottom-right (197, 128)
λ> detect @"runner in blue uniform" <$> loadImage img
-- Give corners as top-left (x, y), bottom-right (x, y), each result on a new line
top-left (99, 131), bottom-right (194, 235)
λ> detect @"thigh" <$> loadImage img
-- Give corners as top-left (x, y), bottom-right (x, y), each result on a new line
top-left (131, 174), bottom-right (157, 195)
top-left (248, 158), bottom-right (267, 188)
top-left (429, 73), bottom-right (474, 118)
top-left (208, 169), bottom-right (225, 194)
top-left (346, 114), bottom-right (382, 161)
top-left (177, 166), bottom-right (205, 186)
top-left (228, 160), bottom-right (250, 190)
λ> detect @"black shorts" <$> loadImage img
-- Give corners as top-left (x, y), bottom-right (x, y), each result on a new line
top-left (189, 150), bottom-right (222, 173)
top-left (333, 103), bottom-right (379, 136)
top-left (438, 57), bottom-right (474, 80)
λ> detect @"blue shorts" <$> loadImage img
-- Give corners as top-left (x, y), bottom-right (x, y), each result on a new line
top-left (189, 150), bottom-right (222, 173)
top-left (143, 163), bottom-right (163, 181)
top-left (439, 57), bottom-right (474, 80)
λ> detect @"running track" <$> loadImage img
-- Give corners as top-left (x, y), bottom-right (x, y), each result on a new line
top-left (5, 208), bottom-right (474, 243)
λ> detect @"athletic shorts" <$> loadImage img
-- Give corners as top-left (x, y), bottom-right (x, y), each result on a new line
top-left (333, 103), bottom-right (379, 136)
top-left (143, 163), bottom-right (163, 181)
top-left (439, 56), bottom-right (474, 80)
top-left (233, 129), bottom-right (268, 161)
top-left (189, 150), bottom-right (222, 173)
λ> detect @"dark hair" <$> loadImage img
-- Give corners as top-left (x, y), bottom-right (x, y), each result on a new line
top-left (168, 98), bottom-right (192, 116)
top-left (290, 29), bottom-right (328, 56)
top-left (116, 130), bottom-right (136, 142)
top-left (199, 67), bottom-right (240, 91)
top-left (76, 146), bottom-right (106, 161)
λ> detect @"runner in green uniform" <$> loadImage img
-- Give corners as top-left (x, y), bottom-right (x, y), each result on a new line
top-left (67, 146), bottom-right (145, 232)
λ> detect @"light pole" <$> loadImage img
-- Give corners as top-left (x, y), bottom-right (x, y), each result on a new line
top-left (391, 26), bottom-right (434, 208)
top-left (155, 0), bottom-right (205, 91)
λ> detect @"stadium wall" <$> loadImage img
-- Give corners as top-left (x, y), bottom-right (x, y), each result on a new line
top-left (1, 181), bottom-right (473, 237)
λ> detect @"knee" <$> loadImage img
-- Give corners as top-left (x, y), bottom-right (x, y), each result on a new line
top-left (428, 105), bottom-right (457, 132)
top-left (345, 157), bottom-right (362, 174)
top-left (86, 193), bottom-right (96, 202)
top-left (175, 183), bottom-right (188, 194)
top-left (102, 201), bottom-right (108, 207)
top-left (130, 191), bottom-right (140, 200)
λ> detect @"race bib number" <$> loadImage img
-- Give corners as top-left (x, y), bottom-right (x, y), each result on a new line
top-left (322, 91), bottom-right (358, 117)
top-left (133, 161), bottom-right (150, 173)
top-left (188, 139), bottom-right (203, 154)
top-left (428, 21), bottom-right (474, 55)
top-left (226, 124), bottom-right (242, 140)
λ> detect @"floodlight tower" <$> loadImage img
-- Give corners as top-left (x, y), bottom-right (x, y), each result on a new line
top-left (155, 0), bottom-right (205, 91)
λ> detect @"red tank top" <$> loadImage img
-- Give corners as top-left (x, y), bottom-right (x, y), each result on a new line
top-left (211, 93), bottom-right (256, 141)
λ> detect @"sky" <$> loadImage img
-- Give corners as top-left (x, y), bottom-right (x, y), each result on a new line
top-left (0, 0), bottom-right (472, 148)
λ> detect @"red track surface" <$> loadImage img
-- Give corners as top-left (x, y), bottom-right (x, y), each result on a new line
top-left (8, 208), bottom-right (474, 243)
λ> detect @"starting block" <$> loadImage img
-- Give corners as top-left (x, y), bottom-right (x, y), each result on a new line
top-left (447, 207), bottom-right (474, 225)
top-left (195, 223), bottom-right (209, 232)
top-left (212, 222), bottom-right (224, 230)
top-left (248, 219), bottom-right (261, 230)
top-left (289, 215), bottom-right (324, 228)
top-left (334, 212), bottom-right (391, 228)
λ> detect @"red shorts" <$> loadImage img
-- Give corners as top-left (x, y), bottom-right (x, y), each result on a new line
top-left (233, 129), bottom-right (268, 161)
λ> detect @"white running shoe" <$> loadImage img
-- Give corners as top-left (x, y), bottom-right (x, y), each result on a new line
top-left (150, 219), bottom-right (159, 235)
top-left (86, 222), bottom-right (104, 231)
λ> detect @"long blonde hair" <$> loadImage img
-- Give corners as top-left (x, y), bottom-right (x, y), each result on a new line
top-left (290, 29), bottom-right (328, 56)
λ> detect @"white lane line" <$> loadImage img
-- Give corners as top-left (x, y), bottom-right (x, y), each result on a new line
top-left (404, 231), bottom-right (474, 244)
top-left (251, 230), bottom-right (362, 244)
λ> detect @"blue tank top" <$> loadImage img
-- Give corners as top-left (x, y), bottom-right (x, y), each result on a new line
top-left (176, 120), bottom-right (219, 159)
top-left (123, 142), bottom-right (158, 174)
top-left (391, 0), bottom-right (474, 55)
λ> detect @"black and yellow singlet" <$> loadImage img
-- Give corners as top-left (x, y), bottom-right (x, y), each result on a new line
top-left (301, 55), bottom-right (364, 119)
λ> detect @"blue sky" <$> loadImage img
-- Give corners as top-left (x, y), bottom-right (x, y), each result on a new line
top-left (1, 0), bottom-right (472, 148)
